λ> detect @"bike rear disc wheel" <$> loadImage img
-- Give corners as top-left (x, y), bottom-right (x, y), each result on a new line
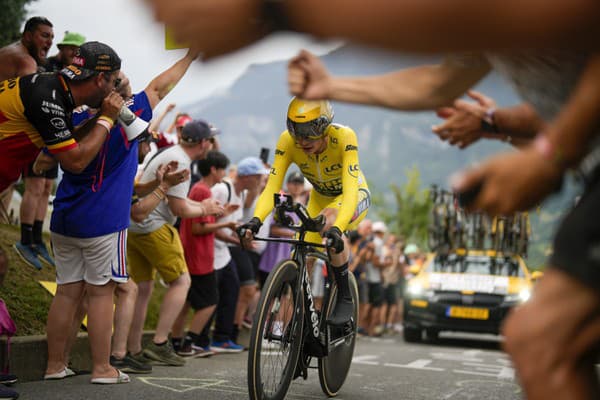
top-left (318, 273), bottom-right (359, 397)
top-left (248, 259), bottom-right (304, 400)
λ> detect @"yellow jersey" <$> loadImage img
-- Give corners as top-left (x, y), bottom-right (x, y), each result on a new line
top-left (254, 124), bottom-right (368, 231)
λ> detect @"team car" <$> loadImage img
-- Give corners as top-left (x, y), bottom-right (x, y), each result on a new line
top-left (403, 251), bottom-right (542, 342)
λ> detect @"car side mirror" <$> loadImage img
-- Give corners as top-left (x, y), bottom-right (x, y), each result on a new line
top-left (531, 270), bottom-right (543, 282)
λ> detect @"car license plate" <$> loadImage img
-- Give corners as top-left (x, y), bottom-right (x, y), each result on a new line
top-left (447, 306), bottom-right (489, 320)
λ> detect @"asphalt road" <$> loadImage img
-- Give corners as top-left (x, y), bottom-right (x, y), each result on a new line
top-left (15, 332), bottom-right (522, 400)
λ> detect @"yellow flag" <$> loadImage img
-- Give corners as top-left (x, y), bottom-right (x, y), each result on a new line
top-left (165, 26), bottom-right (188, 50)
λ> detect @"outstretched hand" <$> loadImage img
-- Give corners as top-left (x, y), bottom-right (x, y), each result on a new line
top-left (432, 90), bottom-right (498, 149)
top-left (288, 49), bottom-right (332, 99)
top-left (150, 0), bottom-right (267, 60)
top-left (451, 145), bottom-right (563, 215)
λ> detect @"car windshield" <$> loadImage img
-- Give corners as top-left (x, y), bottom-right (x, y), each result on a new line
top-left (430, 256), bottom-right (525, 278)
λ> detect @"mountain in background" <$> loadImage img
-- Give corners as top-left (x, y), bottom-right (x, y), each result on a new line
top-left (179, 44), bottom-right (580, 267)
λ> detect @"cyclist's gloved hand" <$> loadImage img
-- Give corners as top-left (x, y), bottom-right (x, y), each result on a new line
top-left (324, 226), bottom-right (344, 254)
top-left (239, 217), bottom-right (262, 237)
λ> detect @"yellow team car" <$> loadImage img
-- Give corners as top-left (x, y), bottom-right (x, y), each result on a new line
top-left (403, 251), bottom-right (542, 342)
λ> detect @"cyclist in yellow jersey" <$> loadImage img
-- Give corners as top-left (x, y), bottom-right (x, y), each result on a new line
top-left (241, 97), bottom-right (371, 326)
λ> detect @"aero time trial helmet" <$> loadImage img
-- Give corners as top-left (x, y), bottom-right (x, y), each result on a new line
top-left (286, 97), bottom-right (334, 140)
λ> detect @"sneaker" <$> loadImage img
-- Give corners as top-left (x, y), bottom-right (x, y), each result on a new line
top-left (35, 242), bottom-right (55, 267)
top-left (143, 340), bottom-right (186, 366)
top-left (176, 339), bottom-right (195, 357)
top-left (128, 351), bottom-right (153, 365)
top-left (110, 354), bottom-right (152, 374)
top-left (0, 373), bottom-right (17, 385)
top-left (0, 385), bottom-right (18, 399)
top-left (241, 316), bottom-right (252, 329)
top-left (190, 344), bottom-right (215, 358)
top-left (210, 340), bottom-right (244, 353)
top-left (326, 297), bottom-right (354, 326)
top-left (13, 242), bottom-right (42, 270)
top-left (171, 337), bottom-right (183, 353)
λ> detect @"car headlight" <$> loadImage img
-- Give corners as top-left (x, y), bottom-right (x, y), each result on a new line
top-left (505, 289), bottom-right (531, 303)
top-left (407, 282), bottom-right (424, 297)
top-left (518, 289), bottom-right (531, 302)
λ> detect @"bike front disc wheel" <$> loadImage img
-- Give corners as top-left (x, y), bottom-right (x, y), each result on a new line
top-left (318, 273), bottom-right (359, 397)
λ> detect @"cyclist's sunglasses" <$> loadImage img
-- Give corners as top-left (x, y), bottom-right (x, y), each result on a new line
top-left (286, 117), bottom-right (329, 140)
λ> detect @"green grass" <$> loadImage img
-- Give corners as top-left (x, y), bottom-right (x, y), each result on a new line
top-left (0, 223), bottom-right (167, 336)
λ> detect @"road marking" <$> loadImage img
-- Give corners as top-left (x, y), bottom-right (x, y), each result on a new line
top-left (138, 377), bottom-right (323, 398)
top-left (385, 359), bottom-right (444, 371)
top-left (352, 355), bottom-right (379, 365)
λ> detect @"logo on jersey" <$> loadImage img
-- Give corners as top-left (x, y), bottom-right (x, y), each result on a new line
top-left (345, 144), bottom-right (358, 151)
top-left (324, 163), bottom-right (342, 175)
top-left (348, 164), bottom-right (360, 178)
top-left (50, 117), bottom-right (67, 130)
top-left (270, 167), bottom-right (276, 176)
top-left (275, 149), bottom-right (285, 156)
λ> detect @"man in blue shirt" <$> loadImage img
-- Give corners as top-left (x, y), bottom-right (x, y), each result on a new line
top-left (43, 49), bottom-right (201, 384)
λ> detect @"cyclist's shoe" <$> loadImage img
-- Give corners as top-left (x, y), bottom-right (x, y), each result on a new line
top-left (35, 242), bottom-right (55, 267)
top-left (13, 242), bottom-right (42, 270)
top-left (326, 297), bottom-right (354, 326)
top-left (210, 340), bottom-right (244, 353)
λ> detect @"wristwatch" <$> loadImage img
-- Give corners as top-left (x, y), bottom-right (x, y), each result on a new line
top-left (480, 107), bottom-right (499, 133)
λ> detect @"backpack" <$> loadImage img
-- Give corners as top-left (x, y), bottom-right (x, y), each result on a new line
top-left (0, 299), bottom-right (16, 373)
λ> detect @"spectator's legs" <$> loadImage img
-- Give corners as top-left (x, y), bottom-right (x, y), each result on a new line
top-left (19, 177), bottom-right (45, 242)
top-left (46, 281), bottom-right (85, 376)
top-left (86, 280), bottom-right (118, 380)
top-left (213, 263), bottom-right (240, 342)
top-left (189, 305), bottom-right (216, 334)
top-left (171, 301), bottom-right (191, 340)
top-left (153, 272), bottom-right (190, 344)
top-left (503, 268), bottom-right (600, 400)
top-left (112, 279), bottom-right (138, 359)
top-left (234, 283), bottom-right (257, 329)
top-left (64, 293), bottom-right (88, 366)
top-left (127, 280), bottom-right (154, 355)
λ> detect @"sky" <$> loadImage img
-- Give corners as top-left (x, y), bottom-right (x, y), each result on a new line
top-left (26, 0), bottom-right (340, 112)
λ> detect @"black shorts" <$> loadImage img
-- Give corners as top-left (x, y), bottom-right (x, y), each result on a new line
top-left (229, 246), bottom-right (256, 286)
top-left (550, 178), bottom-right (600, 292)
top-left (368, 282), bottom-right (384, 307)
top-left (383, 284), bottom-right (398, 305)
top-left (187, 272), bottom-right (218, 310)
top-left (23, 160), bottom-right (59, 179)
top-left (247, 250), bottom-right (261, 278)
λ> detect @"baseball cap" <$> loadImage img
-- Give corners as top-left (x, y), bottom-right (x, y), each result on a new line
top-left (372, 221), bottom-right (387, 233)
top-left (287, 171), bottom-right (304, 184)
top-left (60, 41), bottom-right (121, 81)
top-left (175, 114), bottom-right (193, 128)
top-left (237, 157), bottom-right (270, 176)
top-left (57, 31), bottom-right (85, 48)
top-left (405, 243), bottom-right (420, 255)
top-left (180, 119), bottom-right (215, 143)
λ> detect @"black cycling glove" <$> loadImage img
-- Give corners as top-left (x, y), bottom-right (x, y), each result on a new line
top-left (240, 217), bottom-right (262, 236)
top-left (324, 226), bottom-right (344, 254)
